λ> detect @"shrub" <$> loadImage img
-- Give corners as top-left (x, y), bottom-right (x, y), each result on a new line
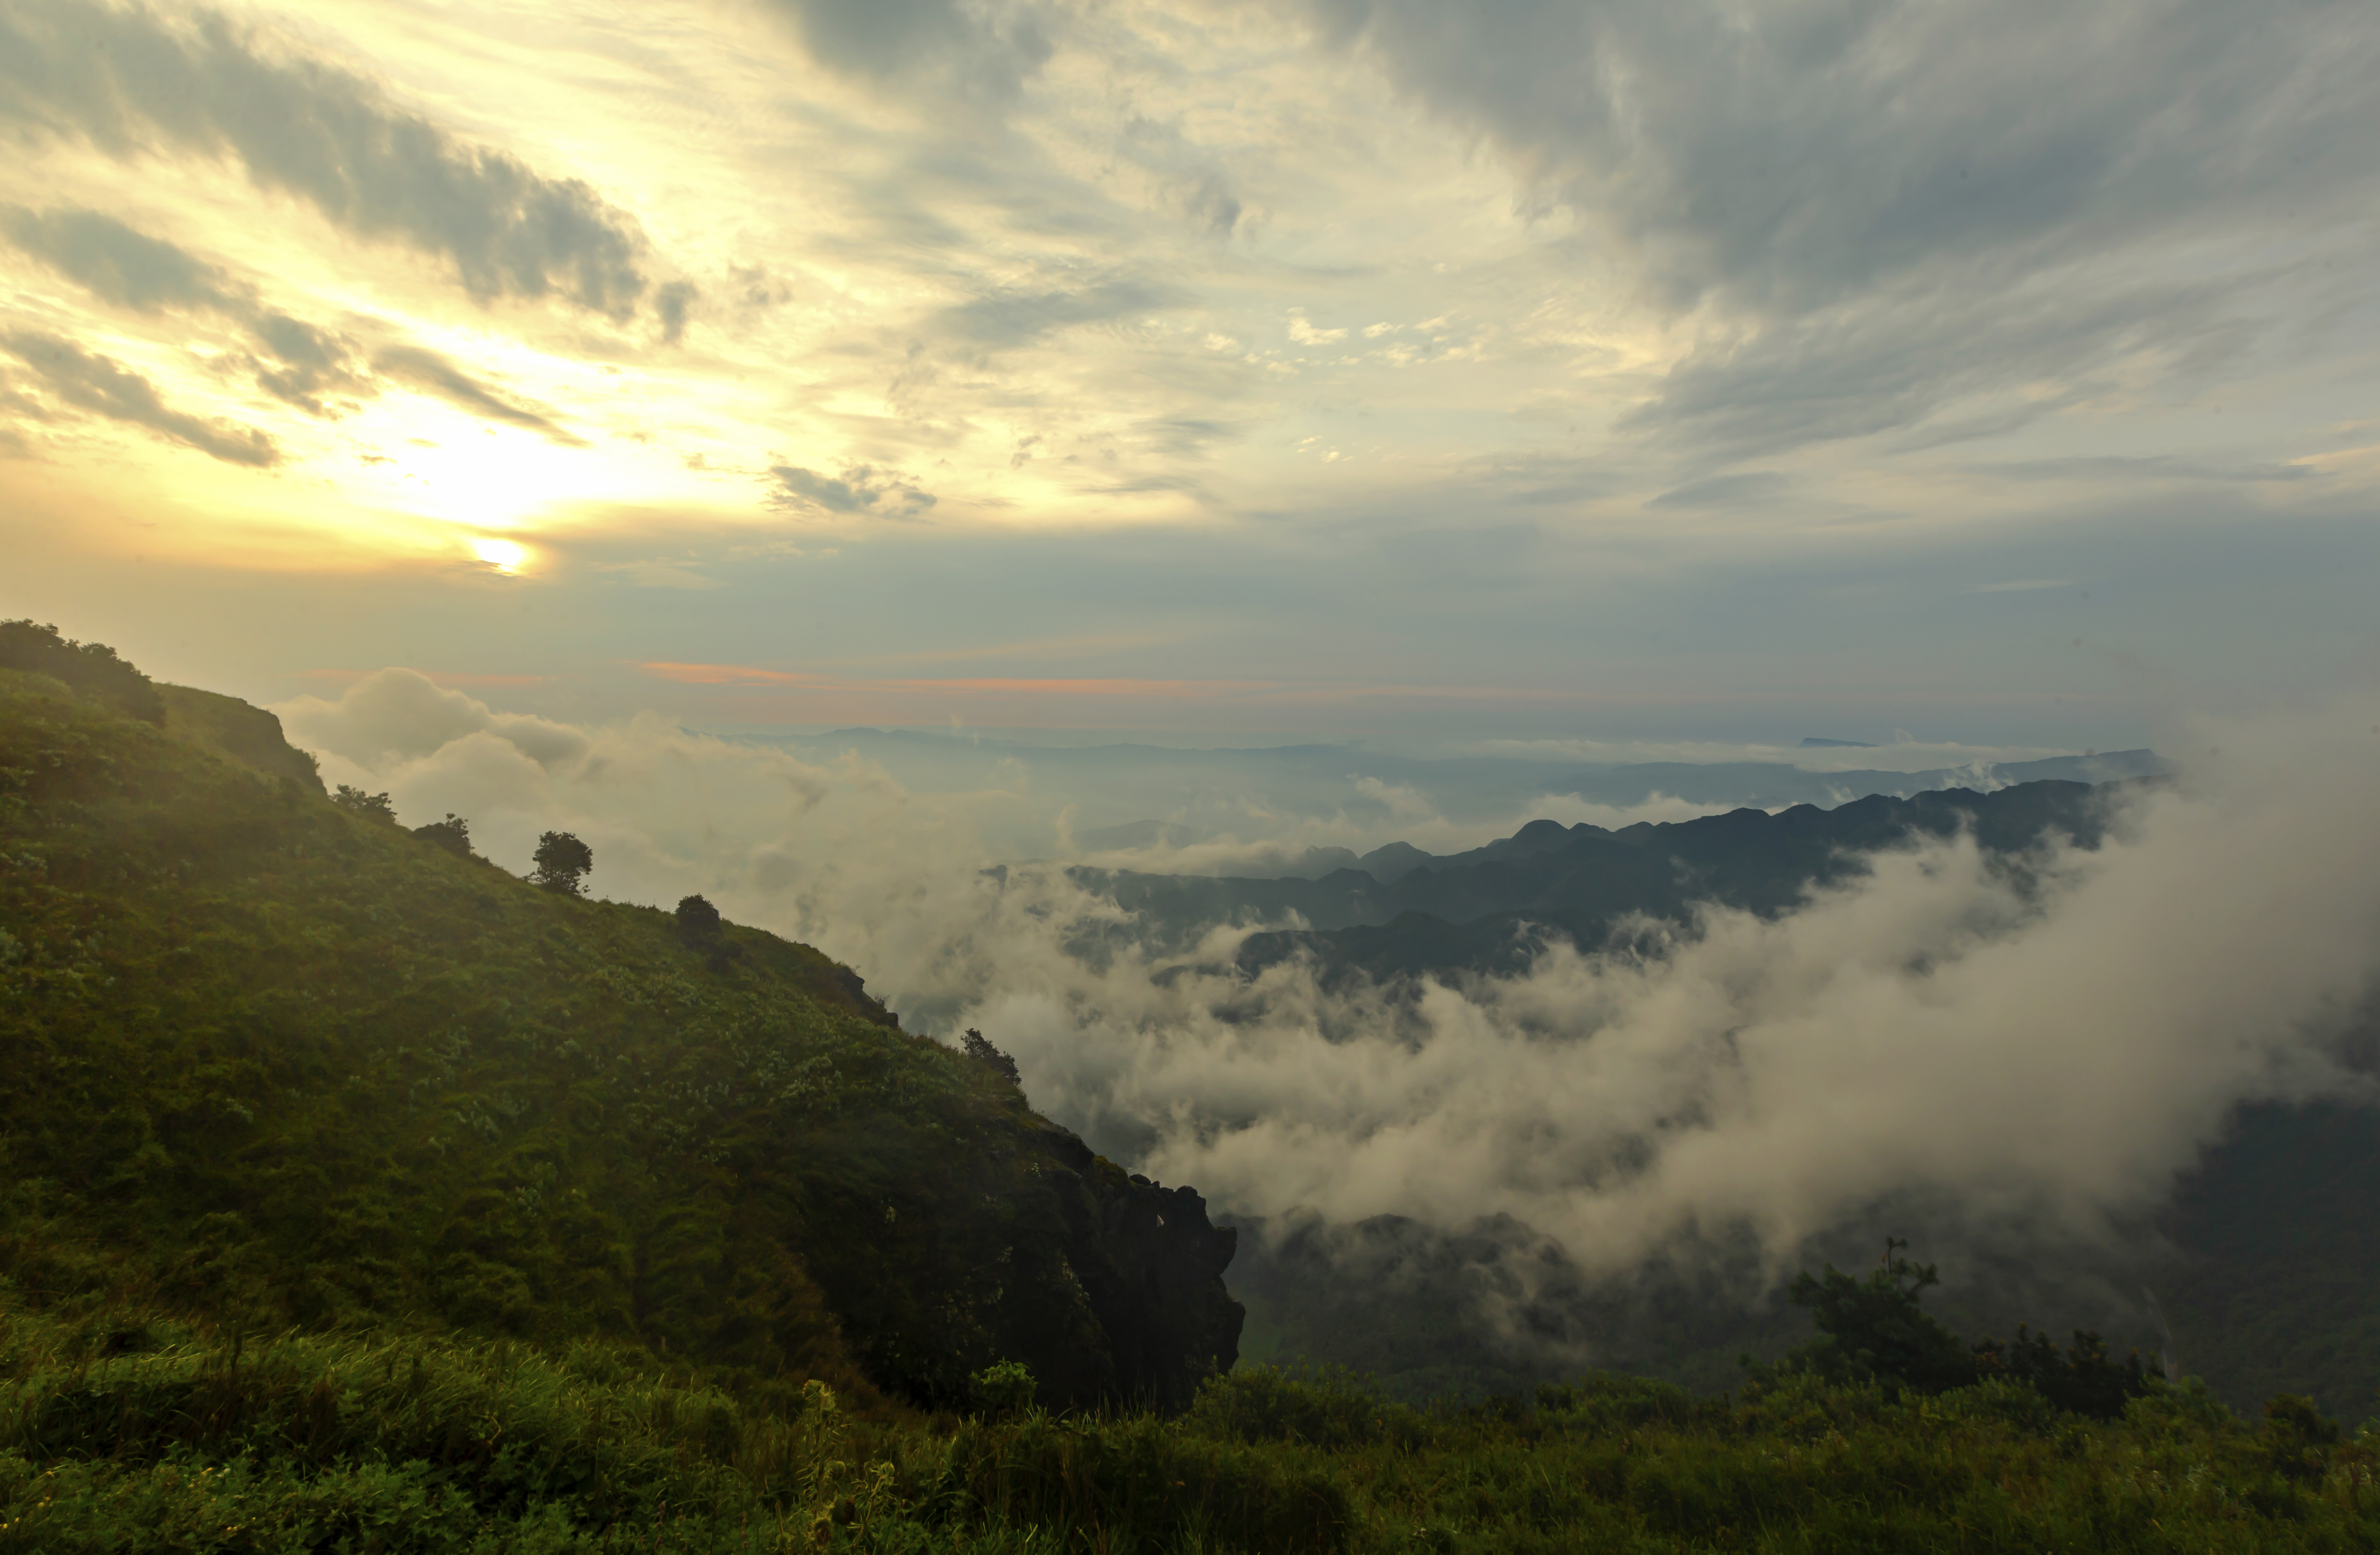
top-left (331, 784), bottom-right (397, 822)
top-left (1970, 1324), bottom-right (2156, 1420)
top-left (971, 1361), bottom-right (1037, 1419)
top-left (676, 893), bottom-right (723, 936)
top-left (410, 813), bottom-right (473, 857)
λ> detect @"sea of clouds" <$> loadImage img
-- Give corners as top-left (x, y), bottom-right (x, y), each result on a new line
top-left (279, 670), bottom-right (2380, 1303)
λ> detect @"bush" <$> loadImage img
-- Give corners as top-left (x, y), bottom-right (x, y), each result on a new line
top-left (1971, 1324), bottom-right (2156, 1421)
top-left (971, 1361), bottom-right (1037, 1419)
top-left (675, 893), bottom-right (723, 936)
top-left (410, 813), bottom-right (473, 857)
top-left (1182, 1364), bottom-right (1421, 1451)
top-left (331, 784), bottom-right (397, 823)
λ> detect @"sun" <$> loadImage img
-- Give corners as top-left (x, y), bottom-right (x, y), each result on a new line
top-left (473, 537), bottom-right (528, 574)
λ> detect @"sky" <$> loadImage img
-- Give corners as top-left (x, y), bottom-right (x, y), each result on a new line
top-left (5, 0), bottom-right (2378, 750)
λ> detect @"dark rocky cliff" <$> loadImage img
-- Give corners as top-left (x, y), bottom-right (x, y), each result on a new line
top-left (1029, 1120), bottom-right (1243, 1410)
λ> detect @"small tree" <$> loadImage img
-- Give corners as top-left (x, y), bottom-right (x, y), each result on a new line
top-left (961, 1028), bottom-right (1021, 1088)
top-left (331, 785), bottom-right (398, 823)
top-left (530, 830), bottom-right (593, 895)
top-left (411, 813), bottom-right (473, 857)
top-left (675, 894), bottom-right (723, 936)
top-left (1780, 1237), bottom-right (1976, 1395)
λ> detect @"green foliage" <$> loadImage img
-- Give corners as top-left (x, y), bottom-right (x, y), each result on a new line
top-left (1181, 1364), bottom-right (1427, 1452)
top-left (1767, 1239), bottom-right (2158, 1420)
top-left (5, 1306), bottom-right (2370, 1552)
top-left (675, 893), bottom-right (722, 937)
top-left (532, 829), bottom-right (594, 894)
top-left (330, 783), bottom-right (396, 822)
top-left (961, 1028), bottom-right (1021, 1089)
top-left (971, 1361), bottom-right (1038, 1419)
top-left (1973, 1324), bottom-right (2158, 1421)
top-left (411, 812), bottom-right (474, 857)
top-left (0, 621), bottom-right (162, 724)
top-left (1773, 1238), bottom-right (1978, 1396)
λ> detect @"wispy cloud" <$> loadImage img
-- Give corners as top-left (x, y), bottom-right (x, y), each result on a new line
top-left (370, 346), bottom-right (585, 447)
top-left (0, 328), bottom-right (280, 466)
top-left (0, 0), bottom-right (661, 318)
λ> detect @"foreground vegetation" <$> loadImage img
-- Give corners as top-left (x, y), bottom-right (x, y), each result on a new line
top-left (2, 1292), bottom-right (2375, 1553)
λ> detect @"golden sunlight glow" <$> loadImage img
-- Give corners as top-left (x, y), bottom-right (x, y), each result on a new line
top-left (472, 537), bottom-right (528, 573)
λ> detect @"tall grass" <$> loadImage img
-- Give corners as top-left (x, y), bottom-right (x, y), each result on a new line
top-left (3, 1299), bottom-right (2374, 1553)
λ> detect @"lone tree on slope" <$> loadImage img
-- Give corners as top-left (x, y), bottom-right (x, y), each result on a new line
top-left (332, 785), bottom-right (398, 823)
top-left (531, 831), bottom-right (594, 895)
top-left (676, 894), bottom-right (723, 936)
top-left (962, 1028), bottom-right (1021, 1088)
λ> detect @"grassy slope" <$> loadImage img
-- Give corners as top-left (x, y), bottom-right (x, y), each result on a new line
top-left (0, 667), bottom-right (1163, 1413)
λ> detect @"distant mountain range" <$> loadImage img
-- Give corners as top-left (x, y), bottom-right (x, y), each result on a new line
top-left (1075, 779), bottom-right (2133, 981)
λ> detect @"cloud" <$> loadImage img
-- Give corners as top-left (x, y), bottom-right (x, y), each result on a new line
top-left (766, 462), bottom-right (936, 517)
top-left (934, 277), bottom-right (1186, 348)
top-left (0, 0), bottom-right (657, 318)
top-left (370, 346), bottom-right (585, 446)
top-left (1139, 417), bottom-right (1240, 459)
top-left (1, 204), bottom-right (581, 435)
top-left (1287, 310), bottom-right (1347, 346)
top-left (0, 203), bottom-right (240, 312)
top-left (1350, 774), bottom-right (1434, 822)
top-left (250, 311), bottom-right (365, 418)
top-left (653, 280), bottom-right (699, 346)
top-left (0, 203), bottom-right (374, 417)
top-left (762, 0), bottom-right (1055, 104)
top-left (1301, 0), bottom-right (2380, 454)
top-left (0, 328), bottom-right (279, 466)
top-left (1976, 455), bottom-right (2314, 486)
top-left (276, 668), bottom-right (589, 769)
top-left (1644, 470), bottom-right (1791, 510)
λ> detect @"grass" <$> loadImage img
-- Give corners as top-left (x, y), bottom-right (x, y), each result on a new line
top-left (1, 1299), bottom-right (2375, 1552)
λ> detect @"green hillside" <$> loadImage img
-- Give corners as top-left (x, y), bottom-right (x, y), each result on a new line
top-left (0, 636), bottom-right (1241, 1418)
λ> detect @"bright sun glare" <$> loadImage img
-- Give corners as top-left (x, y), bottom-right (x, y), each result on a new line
top-left (473, 537), bottom-right (527, 573)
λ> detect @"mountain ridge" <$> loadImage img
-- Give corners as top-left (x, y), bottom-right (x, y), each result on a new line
top-left (0, 646), bottom-right (1241, 1414)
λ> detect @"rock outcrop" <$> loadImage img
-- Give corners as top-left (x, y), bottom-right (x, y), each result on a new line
top-left (1028, 1120), bottom-right (1243, 1410)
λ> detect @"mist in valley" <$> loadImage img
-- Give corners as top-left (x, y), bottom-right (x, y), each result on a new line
top-left (276, 669), bottom-right (2380, 1395)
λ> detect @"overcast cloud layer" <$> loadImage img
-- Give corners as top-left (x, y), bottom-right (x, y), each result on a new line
top-left (0, 0), bottom-right (2373, 744)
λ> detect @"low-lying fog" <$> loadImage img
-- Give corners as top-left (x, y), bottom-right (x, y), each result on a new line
top-left (279, 669), bottom-right (2380, 1331)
